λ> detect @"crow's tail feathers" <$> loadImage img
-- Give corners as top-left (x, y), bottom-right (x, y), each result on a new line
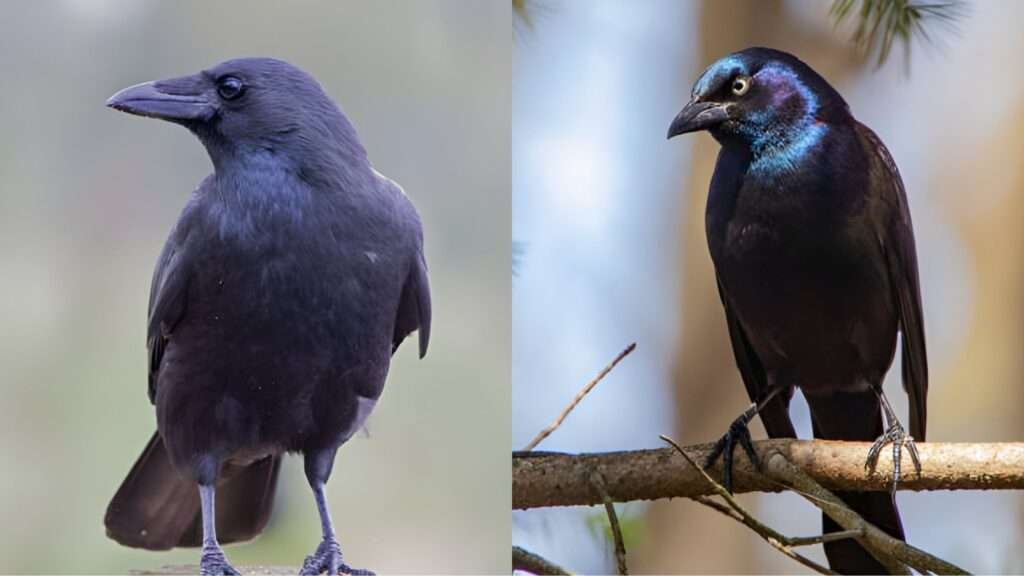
top-left (806, 390), bottom-right (905, 574)
top-left (104, 432), bottom-right (280, 550)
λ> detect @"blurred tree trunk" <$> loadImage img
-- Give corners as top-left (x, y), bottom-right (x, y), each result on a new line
top-left (937, 104), bottom-right (1024, 551)
top-left (634, 2), bottom-right (859, 572)
top-left (937, 104), bottom-right (1024, 441)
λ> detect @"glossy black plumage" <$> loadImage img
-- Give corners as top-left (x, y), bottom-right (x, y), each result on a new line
top-left (103, 57), bottom-right (430, 575)
top-left (669, 47), bottom-right (927, 574)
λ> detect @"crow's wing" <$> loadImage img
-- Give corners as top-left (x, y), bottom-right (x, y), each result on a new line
top-left (145, 191), bottom-right (202, 403)
top-left (857, 122), bottom-right (928, 440)
top-left (382, 175), bottom-right (430, 358)
top-left (393, 246), bottom-right (431, 358)
top-left (716, 278), bottom-right (796, 438)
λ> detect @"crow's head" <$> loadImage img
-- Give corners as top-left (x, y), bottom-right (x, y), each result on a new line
top-left (667, 48), bottom-right (851, 165)
top-left (107, 57), bottom-right (367, 177)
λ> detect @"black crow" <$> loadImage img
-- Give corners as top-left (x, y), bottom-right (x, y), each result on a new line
top-left (103, 57), bottom-right (431, 576)
top-left (668, 47), bottom-right (926, 574)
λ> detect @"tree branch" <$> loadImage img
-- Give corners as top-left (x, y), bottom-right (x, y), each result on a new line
top-left (513, 546), bottom-right (573, 575)
top-left (763, 449), bottom-right (970, 574)
top-left (660, 435), bottom-right (839, 575)
top-left (513, 440), bottom-right (1024, 509)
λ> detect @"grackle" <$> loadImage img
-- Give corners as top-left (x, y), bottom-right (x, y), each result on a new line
top-left (103, 58), bottom-right (431, 576)
top-left (668, 47), bottom-right (927, 574)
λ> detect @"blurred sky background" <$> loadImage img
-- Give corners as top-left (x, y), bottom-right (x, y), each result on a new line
top-left (0, 1), bottom-right (509, 573)
top-left (513, 0), bottom-right (1024, 573)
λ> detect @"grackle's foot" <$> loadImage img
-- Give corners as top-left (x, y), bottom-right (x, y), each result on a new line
top-left (299, 537), bottom-right (375, 576)
top-left (200, 545), bottom-right (240, 576)
top-left (704, 407), bottom-right (760, 493)
top-left (865, 418), bottom-right (921, 495)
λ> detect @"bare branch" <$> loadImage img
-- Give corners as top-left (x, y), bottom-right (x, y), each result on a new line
top-left (513, 546), bottom-right (573, 575)
top-left (763, 450), bottom-right (970, 575)
top-left (661, 436), bottom-right (837, 575)
top-left (522, 343), bottom-right (636, 451)
top-left (514, 440), bottom-right (1024, 509)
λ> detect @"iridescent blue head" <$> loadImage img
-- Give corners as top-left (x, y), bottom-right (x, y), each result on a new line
top-left (667, 48), bottom-right (851, 170)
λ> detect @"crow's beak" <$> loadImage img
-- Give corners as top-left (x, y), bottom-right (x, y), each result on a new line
top-left (106, 80), bottom-right (215, 123)
top-left (667, 100), bottom-right (729, 139)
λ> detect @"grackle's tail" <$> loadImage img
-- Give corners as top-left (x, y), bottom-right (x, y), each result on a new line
top-left (104, 432), bottom-right (280, 550)
top-left (805, 390), bottom-right (905, 575)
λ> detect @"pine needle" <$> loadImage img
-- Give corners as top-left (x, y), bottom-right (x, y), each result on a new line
top-left (830, 0), bottom-right (966, 67)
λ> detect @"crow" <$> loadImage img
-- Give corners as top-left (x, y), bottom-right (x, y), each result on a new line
top-left (667, 47), bottom-right (926, 574)
top-left (103, 57), bottom-right (430, 576)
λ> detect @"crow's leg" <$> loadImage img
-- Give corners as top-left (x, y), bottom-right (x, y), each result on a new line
top-left (704, 387), bottom-right (784, 493)
top-left (299, 449), bottom-right (374, 576)
top-left (198, 482), bottom-right (239, 576)
top-left (865, 387), bottom-right (921, 494)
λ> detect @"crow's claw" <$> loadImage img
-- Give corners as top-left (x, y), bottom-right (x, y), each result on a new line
top-left (299, 537), bottom-right (375, 576)
top-left (200, 546), bottom-right (240, 576)
top-left (704, 412), bottom-right (758, 493)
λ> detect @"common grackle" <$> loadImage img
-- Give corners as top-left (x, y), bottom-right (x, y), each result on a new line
top-left (668, 47), bottom-right (927, 574)
top-left (103, 58), bottom-right (431, 576)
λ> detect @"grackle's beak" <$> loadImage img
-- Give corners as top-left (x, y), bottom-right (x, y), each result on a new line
top-left (667, 100), bottom-right (729, 139)
top-left (107, 79), bottom-right (215, 123)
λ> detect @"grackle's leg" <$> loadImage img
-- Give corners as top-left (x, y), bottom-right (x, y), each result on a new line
top-left (704, 387), bottom-right (784, 493)
top-left (865, 387), bottom-right (921, 494)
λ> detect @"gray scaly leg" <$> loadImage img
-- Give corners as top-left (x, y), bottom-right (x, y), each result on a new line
top-left (199, 483), bottom-right (240, 576)
top-left (299, 450), bottom-right (374, 576)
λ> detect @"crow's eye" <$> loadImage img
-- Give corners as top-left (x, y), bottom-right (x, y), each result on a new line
top-left (217, 76), bottom-right (245, 100)
top-left (731, 76), bottom-right (751, 96)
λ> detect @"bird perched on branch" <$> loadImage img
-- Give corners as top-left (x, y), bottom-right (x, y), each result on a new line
top-left (668, 47), bottom-right (927, 574)
top-left (103, 57), bottom-right (431, 576)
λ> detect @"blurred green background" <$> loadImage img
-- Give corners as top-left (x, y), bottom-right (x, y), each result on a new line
top-left (0, 1), bottom-right (509, 573)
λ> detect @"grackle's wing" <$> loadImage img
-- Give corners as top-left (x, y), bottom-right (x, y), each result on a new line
top-left (716, 278), bottom-right (796, 439)
top-left (857, 122), bottom-right (928, 441)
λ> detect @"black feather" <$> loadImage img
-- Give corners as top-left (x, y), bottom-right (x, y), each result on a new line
top-left (672, 47), bottom-right (927, 573)
top-left (105, 57), bottom-right (430, 569)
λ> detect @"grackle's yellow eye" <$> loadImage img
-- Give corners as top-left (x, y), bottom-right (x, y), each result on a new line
top-left (731, 76), bottom-right (751, 96)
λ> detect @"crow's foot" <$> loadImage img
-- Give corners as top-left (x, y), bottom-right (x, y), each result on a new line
top-left (704, 409), bottom-right (760, 493)
top-left (200, 545), bottom-right (240, 576)
top-left (865, 419), bottom-right (921, 494)
top-left (299, 537), bottom-right (374, 576)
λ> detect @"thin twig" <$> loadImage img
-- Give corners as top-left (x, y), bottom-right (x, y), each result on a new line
top-left (764, 450), bottom-right (971, 575)
top-left (661, 435), bottom-right (837, 575)
top-left (694, 496), bottom-right (863, 548)
top-left (522, 342), bottom-right (636, 451)
top-left (789, 529), bottom-right (865, 547)
top-left (512, 546), bottom-right (573, 575)
top-left (589, 470), bottom-right (629, 575)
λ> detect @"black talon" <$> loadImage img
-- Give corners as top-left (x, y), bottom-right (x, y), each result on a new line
top-left (738, 423), bottom-right (761, 472)
top-left (704, 436), bottom-right (727, 469)
top-left (705, 411), bottom-right (758, 493)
